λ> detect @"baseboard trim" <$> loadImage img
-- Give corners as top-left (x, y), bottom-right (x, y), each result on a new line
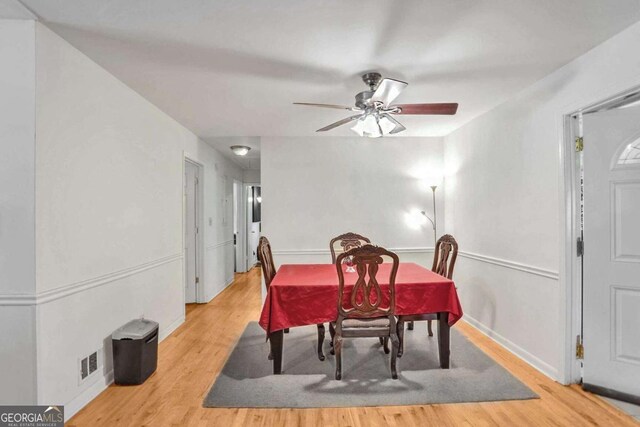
top-left (64, 369), bottom-right (114, 422)
top-left (65, 314), bottom-right (185, 421)
top-left (458, 251), bottom-right (559, 280)
top-left (160, 315), bottom-right (186, 341)
top-left (202, 276), bottom-right (236, 304)
top-left (463, 314), bottom-right (559, 381)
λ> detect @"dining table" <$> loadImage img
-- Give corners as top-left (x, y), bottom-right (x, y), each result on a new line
top-left (258, 262), bottom-right (463, 374)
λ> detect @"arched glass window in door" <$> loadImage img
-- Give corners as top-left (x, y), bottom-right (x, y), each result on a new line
top-left (617, 137), bottom-right (640, 165)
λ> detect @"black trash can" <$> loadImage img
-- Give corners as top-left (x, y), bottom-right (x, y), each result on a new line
top-left (112, 319), bottom-right (159, 385)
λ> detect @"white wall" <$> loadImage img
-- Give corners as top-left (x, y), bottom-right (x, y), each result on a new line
top-left (444, 19), bottom-right (640, 381)
top-left (261, 136), bottom-right (444, 267)
top-left (32, 23), bottom-right (242, 417)
top-left (243, 168), bottom-right (260, 184)
top-left (0, 19), bottom-right (37, 404)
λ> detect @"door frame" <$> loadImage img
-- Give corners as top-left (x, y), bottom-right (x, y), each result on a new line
top-left (183, 154), bottom-right (205, 305)
top-left (233, 179), bottom-right (248, 273)
top-left (245, 182), bottom-right (260, 271)
top-left (561, 84), bottom-right (640, 384)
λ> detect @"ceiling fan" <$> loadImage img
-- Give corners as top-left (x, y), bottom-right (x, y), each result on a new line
top-left (294, 72), bottom-right (458, 137)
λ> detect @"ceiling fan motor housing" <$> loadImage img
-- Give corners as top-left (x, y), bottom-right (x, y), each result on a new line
top-left (356, 72), bottom-right (383, 109)
top-left (361, 72), bottom-right (383, 90)
top-left (355, 91), bottom-right (375, 109)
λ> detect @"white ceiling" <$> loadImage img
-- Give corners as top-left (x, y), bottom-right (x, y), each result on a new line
top-left (6, 0), bottom-right (640, 168)
top-left (0, 0), bottom-right (35, 19)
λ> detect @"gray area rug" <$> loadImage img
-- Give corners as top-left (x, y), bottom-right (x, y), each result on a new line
top-left (204, 322), bottom-right (538, 408)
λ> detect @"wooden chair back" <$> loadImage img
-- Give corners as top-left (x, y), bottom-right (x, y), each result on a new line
top-left (329, 232), bottom-right (371, 264)
top-left (257, 236), bottom-right (276, 289)
top-left (336, 245), bottom-right (399, 319)
top-left (432, 234), bottom-right (458, 279)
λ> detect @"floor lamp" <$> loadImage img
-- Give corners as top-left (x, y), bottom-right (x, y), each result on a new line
top-left (408, 184), bottom-right (438, 332)
top-left (420, 185), bottom-right (438, 247)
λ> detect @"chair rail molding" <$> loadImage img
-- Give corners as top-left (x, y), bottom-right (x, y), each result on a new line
top-left (205, 239), bottom-right (234, 251)
top-left (458, 250), bottom-right (559, 280)
top-left (272, 247), bottom-right (434, 256)
top-left (0, 253), bottom-right (183, 306)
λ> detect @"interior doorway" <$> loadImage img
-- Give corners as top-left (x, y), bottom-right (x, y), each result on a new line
top-left (568, 88), bottom-right (640, 404)
top-left (184, 158), bottom-right (203, 304)
top-left (246, 184), bottom-right (261, 270)
top-left (233, 180), bottom-right (246, 273)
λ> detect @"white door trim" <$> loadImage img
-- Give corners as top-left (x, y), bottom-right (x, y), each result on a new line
top-left (233, 179), bottom-right (248, 273)
top-left (560, 84), bottom-right (640, 384)
top-left (244, 182), bottom-right (260, 271)
top-left (183, 153), bottom-right (205, 304)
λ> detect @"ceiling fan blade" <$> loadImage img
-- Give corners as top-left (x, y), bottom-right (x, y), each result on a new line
top-left (294, 102), bottom-right (358, 111)
top-left (316, 114), bottom-right (363, 132)
top-left (370, 78), bottom-right (408, 106)
top-left (393, 103), bottom-right (459, 115)
top-left (381, 114), bottom-right (406, 134)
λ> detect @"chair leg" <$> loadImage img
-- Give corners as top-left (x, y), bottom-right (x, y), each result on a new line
top-left (267, 336), bottom-right (274, 360)
top-left (334, 336), bottom-right (343, 380)
top-left (383, 337), bottom-right (390, 354)
top-left (390, 332), bottom-right (399, 380)
top-left (427, 319), bottom-right (434, 337)
top-left (316, 324), bottom-right (325, 361)
top-left (408, 321), bottom-right (414, 330)
top-left (329, 322), bottom-right (336, 355)
top-left (397, 320), bottom-right (405, 358)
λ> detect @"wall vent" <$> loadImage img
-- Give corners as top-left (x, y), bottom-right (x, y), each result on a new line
top-left (88, 351), bottom-right (98, 374)
top-left (79, 349), bottom-right (102, 384)
top-left (80, 358), bottom-right (88, 380)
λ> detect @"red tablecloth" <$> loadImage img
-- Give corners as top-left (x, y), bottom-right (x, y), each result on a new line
top-left (259, 262), bottom-right (463, 333)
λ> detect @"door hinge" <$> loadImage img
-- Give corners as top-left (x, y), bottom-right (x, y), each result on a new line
top-left (575, 136), bottom-right (584, 152)
top-left (577, 237), bottom-right (584, 257)
top-left (576, 335), bottom-right (584, 360)
top-left (195, 277), bottom-right (200, 284)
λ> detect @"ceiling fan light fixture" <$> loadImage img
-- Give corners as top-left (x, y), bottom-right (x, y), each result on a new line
top-left (378, 115), bottom-right (397, 134)
top-left (230, 145), bottom-right (251, 156)
top-left (351, 118), bottom-right (366, 137)
top-left (351, 114), bottom-right (395, 138)
top-left (362, 114), bottom-right (381, 136)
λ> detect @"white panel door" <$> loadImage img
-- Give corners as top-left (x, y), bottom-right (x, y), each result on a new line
top-left (583, 105), bottom-right (640, 400)
top-left (184, 161), bottom-right (199, 303)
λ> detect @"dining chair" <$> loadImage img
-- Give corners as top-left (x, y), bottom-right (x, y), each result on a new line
top-left (329, 232), bottom-right (371, 264)
top-left (326, 232), bottom-right (373, 352)
top-left (397, 234), bottom-right (458, 357)
top-left (332, 244), bottom-right (400, 380)
top-left (257, 236), bottom-right (327, 361)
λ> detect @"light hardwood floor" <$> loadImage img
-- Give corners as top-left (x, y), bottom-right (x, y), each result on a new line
top-left (68, 268), bottom-right (637, 426)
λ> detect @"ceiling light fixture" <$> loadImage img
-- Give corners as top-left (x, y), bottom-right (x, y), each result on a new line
top-left (351, 112), bottom-right (405, 138)
top-left (230, 145), bottom-right (251, 156)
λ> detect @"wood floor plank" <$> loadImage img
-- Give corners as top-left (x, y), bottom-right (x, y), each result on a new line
top-left (67, 268), bottom-right (638, 426)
